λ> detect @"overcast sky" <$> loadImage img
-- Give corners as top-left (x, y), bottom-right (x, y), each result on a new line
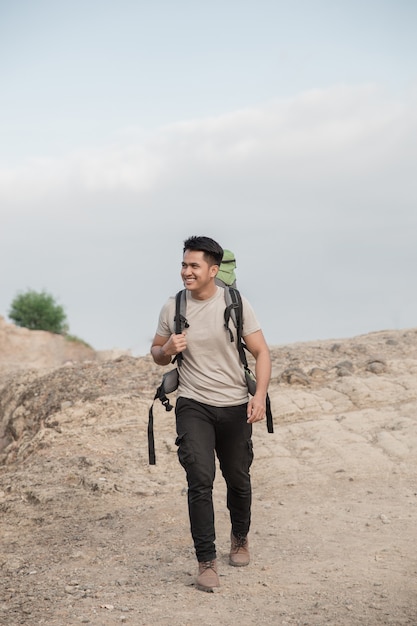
top-left (1, 0), bottom-right (416, 354)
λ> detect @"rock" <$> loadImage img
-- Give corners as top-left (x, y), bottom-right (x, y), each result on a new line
top-left (280, 367), bottom-right (310, 385)
top-left (366, 358), bottom-right (387, 374)
top-left (336, 360), bottom-right (354, 377)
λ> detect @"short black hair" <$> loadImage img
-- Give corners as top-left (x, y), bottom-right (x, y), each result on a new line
top-left (183, 236), bottom-right (223, 266)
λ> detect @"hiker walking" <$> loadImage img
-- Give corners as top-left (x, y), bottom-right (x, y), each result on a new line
top-left (150, 236), bottom-right (272, 592)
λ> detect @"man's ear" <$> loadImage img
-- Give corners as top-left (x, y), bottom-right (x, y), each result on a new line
top-left (210, 264), bottom-right (219, 278)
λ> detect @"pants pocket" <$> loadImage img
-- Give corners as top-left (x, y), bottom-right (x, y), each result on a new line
top-left (175, 433), bottom-right (195, 469)
top-left (246, 438), bottom-right (254, 470)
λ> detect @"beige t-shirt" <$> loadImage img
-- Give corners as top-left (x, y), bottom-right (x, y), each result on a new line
top-left (156, 286), bottom-right (261, 406)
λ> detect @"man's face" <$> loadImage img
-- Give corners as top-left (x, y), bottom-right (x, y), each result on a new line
top-left (181, 249), bottom-right (218, 293)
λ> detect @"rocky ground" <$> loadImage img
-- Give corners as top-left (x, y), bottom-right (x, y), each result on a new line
top-left (1, 323), bottom-right (417, 625)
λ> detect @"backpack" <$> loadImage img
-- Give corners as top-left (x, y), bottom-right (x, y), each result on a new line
top-left (214, 249), bottom-right (237, 288)
top-left (148, 286), bottom-right (273, 465)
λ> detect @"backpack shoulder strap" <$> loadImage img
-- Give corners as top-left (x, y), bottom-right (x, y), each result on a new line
top-left (224, 287), bottom-right (274, 435)
top-left (173, 290), bottom-right (188, 367)
top-left (224, 287), bottom-right (248, 368)
top-left (175, 289), bottom-right (187, 333)
top-left (148, 290), bottom-right (187, 464)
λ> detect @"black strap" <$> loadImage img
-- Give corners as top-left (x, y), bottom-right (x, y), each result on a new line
top-left (265, 394), bottom-right (273, 434)
top-left (148, 382), bottom-right (175, 464)
top-left (148, 404), bottom-right (156, 465)
top-left (226, 287), bottom-right (274, 434)
top-left (148, 291), bottom-right (186, 463)
top-left (228, 288), bottom-right (249, 367)
top-left (172, 290), bottom-right (188, 367)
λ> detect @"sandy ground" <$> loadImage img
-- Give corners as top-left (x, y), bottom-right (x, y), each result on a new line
top-left (1, 327), bottom-right (417, 625)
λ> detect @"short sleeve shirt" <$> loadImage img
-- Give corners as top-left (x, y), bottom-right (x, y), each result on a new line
top-left (156, 286), bottom-right (261, 406)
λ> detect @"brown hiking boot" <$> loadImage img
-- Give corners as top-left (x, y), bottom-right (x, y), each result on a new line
top-left (229, 533), bottom-right (250, 567)
top-left (196, 559), bottom-right (220, 592)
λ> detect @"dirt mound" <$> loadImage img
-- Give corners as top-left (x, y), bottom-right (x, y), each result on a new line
top-left (1, 328), bottom-right (417, 624)
top-left (0, 316), bottom-right (97, 373)
top-left (0, 355), bottom-right (160, 459)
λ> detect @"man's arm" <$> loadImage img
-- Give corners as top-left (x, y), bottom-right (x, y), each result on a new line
top-left (243, 329), bottom-right (271, 424)
top-left (151, 332), bottom-right (188, 366)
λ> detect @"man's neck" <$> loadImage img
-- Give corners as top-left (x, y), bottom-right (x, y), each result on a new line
top-left (189, 282), bottom-right (217, 301)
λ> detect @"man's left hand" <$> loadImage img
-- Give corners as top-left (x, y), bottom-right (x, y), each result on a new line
top-left (247, 395), bottom-right (266, 424)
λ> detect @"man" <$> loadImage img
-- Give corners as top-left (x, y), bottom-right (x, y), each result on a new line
top-left (150, 236), bottom-right (271, 592)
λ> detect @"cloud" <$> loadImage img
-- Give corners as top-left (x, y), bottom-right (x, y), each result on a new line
top-left (1, 83), bottom-right (415, 218)
top-left (1, 83), bottom-right (416, 352)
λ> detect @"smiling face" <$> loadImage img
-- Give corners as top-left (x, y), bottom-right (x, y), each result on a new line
top-left (181, 249), bottom-right (219, 299)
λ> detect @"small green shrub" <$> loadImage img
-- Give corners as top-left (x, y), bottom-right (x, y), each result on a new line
top-left (9, 290), bottom-right (68, 334)
top-left (64, 334), bottom-right (92, 349)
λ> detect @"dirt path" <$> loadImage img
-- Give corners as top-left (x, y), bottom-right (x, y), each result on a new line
top-left (1, 329), bottom-right (417, 625)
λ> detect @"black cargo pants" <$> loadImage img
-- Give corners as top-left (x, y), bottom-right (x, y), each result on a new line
top-left (175, 397), bottom-right (253, 563)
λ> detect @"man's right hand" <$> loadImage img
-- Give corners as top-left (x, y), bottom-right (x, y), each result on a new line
top-left (165, 332), bottom-right (187, 356)
top-left (151, 332), bottom-right (188, 365)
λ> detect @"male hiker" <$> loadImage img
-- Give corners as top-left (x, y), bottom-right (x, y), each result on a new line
top-left (150, 236), bottom-right (271, 592)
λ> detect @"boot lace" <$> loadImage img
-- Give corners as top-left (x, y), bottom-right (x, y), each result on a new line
top-left (233, 535), bottom-right (247, 549)
top-left (200, 560), bottom-right (216, 571)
